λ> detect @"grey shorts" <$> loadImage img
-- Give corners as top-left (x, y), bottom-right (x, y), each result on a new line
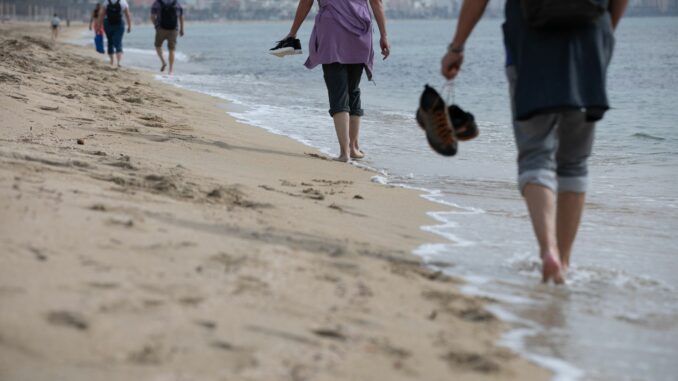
top-left (322, 63), bottom-right (364, 117)
top-left (507, 66), bottom-right (595, 194)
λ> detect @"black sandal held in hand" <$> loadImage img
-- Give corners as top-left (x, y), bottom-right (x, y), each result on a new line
top-left (416, 85), bottom-right (458, 156)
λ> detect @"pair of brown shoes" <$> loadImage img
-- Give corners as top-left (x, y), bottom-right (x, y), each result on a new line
top-left (415, 85), bottom-right (478, 156)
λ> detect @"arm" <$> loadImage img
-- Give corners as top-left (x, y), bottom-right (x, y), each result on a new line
top-left (125, 8), bottom-right (132, 33)
top-left (180, 15), bottom-right (185, 36)
top-left (150, 3), bottom-right (158, 27)
top-left (609, 0), bottom-right (628, 30)
top-left (369, 0), bottom-right (390, 60)
top-left (89, 14), bottom-right (94, 30)
top-left (287, 0), bottom-right (314, 38)
top-left (440, 0), bottom-right (490, 80)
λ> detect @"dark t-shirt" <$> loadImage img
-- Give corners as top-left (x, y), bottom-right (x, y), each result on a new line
top-left (503, 0), bottom-right (614, 121)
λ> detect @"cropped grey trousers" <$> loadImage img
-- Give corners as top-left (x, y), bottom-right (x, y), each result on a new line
top-left (507, 66), bottom-right (595, 194)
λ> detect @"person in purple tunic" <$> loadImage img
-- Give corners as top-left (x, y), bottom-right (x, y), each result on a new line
top-left (286, 0), bottom-right (390, 162)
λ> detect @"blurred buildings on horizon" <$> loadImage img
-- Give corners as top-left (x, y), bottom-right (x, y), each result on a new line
top-left (1, 0), bottom-right (676, 22)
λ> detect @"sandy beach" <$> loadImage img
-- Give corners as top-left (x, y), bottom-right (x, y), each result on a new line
top-left (0, 22), bottom-right (548, 380)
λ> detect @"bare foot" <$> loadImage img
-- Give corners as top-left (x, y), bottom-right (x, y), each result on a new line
top-left (561, 262), bottom-right (569, 275)
top-left (160, 63), bottom-right (167, 72)
top-left (350, 149), bottom-right (364, 159)
top-left (335, 155), bottom-right (350, 163)
top-left (541, 252), bottom-right (565, 284)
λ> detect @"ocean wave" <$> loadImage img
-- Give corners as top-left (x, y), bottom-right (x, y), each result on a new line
top-left (126, 47), bottom-right (189, 62)
top-left (632, 132), bottom-right (665, 141)
top-left (507, 251), bottom-right (675, 294)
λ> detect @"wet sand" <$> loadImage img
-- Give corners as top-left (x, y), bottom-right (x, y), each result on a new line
top-left (0, 22), bottom-right (548, 381)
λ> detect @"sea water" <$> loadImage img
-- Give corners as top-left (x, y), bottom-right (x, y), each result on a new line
top-left (114, 17), bottom-right (678, 381)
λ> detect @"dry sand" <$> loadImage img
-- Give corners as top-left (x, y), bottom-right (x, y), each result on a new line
top-left (0, 22), bottom-right (549, 381)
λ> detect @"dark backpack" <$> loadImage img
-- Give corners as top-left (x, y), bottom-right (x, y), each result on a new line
top-left (521, 0), bottom-right (608, 29)
top-left (106, 0), bottom-right (122, 26)
top-left (160, 0), bottom-right (178, 30)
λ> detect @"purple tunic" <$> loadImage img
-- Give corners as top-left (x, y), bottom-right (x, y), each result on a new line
top-left (304, 0), bottom-right (375, 80)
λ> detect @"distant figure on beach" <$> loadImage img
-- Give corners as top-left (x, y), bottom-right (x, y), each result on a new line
top-left (89, 3), bottom-right (102, 31)
top-left (441, 0), bottom-right (628, 283)
top-left (50, 14), bottom-right (60, 42)
top-left (284, 0), bottom-right (390, 162)
top-left (89, 3), bottom-right (105, 54)
top-left (150, 0), bottom-right (184, 75)
top-left (99, 0), bottom-right (132, 67)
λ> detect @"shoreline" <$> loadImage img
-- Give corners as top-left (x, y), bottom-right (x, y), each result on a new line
top-left (0, 22), bottom-right (549, 380)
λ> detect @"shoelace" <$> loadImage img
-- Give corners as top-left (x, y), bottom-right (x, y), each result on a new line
top-left (272, 38), bottom-right (291, 48)
top-left (442, 80), bottom-right (455, 105)
top-left (432, 103), bottom-right (454, 145)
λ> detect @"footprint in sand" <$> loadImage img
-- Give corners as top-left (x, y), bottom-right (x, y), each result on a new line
top-left (46, 310), bottom-right (89, 331)
top-left (443, 351), bottom-right (501, 373)
top-left (128, 343), bottom-right (165, 365)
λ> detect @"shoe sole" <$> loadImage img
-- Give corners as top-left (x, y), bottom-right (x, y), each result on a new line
top-left (269, 50), bottom-right (302, 57)
top-left (269, 47), bottom-right (294, 57)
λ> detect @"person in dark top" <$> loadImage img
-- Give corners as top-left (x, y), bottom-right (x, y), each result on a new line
top-left (98, 0), bottom-right (132, 67)
top-left (150, 0), bottom-right (184, 75)
top-left (441, 0), bottom-right (628, 284)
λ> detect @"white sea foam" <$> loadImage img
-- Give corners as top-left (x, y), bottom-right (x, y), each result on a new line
top-left (485, 306), bottom-right (585, 381)
top-left (370, 175), bottom-right (388, 185)
top-left (126, 47), bottom-right (189, 62)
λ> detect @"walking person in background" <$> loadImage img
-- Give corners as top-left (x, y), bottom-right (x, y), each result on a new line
top-left (282, 0), bottom-right (390, 162)
top-left (99, 0), bottom-right (132, 67)
top-left (50, 13), bottom-right (60, 43)
top-left (150, 0), bottom-right (184, 75)
top-left (440, 0), bottom-right (628, 283)
top-left (89, 3), bottom-right (105, 54)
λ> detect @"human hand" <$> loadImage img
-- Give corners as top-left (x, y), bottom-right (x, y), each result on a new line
top-left (441, 51), bottom-right (464, 80)
top-left (380, 35), bottom-right (390, 60)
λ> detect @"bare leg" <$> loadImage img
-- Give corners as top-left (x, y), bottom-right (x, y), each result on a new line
top-left (349, 115), bottom-right (364, 159)
top-left (108, 54), bottom-right (114, 65)
top-left (523, 184), bottom-right (565, 284)
top-left (168, 49), bottom-right (175, 75)
top-left (556, 192), bottom-right (586, 272)
top-left (332, 112), bottom-right (350, 162)
top-left (155, 46), bottom-right (167, 72)
top-left (116, 52), bottom-right (122, 67)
